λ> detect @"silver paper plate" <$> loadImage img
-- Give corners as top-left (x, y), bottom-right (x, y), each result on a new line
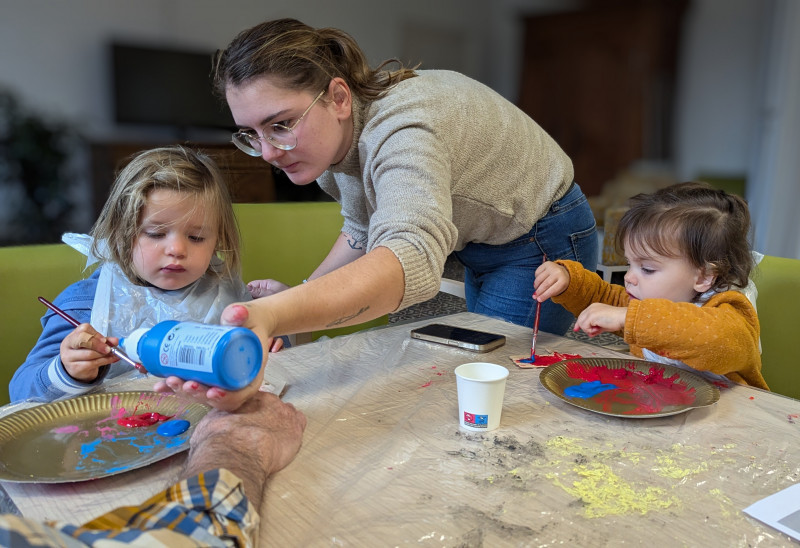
top-left (540, 357), bottom-right (720, 418)
top-left (0, 391), bottom-right (209, 483)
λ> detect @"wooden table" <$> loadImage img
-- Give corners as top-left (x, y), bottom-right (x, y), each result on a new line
top-left (2, 312), bottom-right (799, 546)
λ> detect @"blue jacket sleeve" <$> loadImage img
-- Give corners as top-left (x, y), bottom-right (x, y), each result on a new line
top-left (9, 272), bottom-right (109, 403)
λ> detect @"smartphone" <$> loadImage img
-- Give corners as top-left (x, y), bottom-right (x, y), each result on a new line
top-left (409, 323), bottom-right (506, 353)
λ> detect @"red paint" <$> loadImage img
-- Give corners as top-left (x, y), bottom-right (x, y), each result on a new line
top-left (117, 412), bottom-right (174, 428)
top-left (519, 352), bottom-right (582, 367)
top-left (749, 396), bottom-right (755, 400)
top-left (565, 361), bottom-right (695, 414)
top-left (419, 381), bottom-right (432, 388)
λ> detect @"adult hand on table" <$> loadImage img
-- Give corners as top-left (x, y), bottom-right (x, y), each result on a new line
top-left (187, 390), bottom-right (307, 507)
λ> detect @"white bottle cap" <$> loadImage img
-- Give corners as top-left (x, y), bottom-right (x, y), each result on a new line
top-left (120, 327), bottom-right (148, 362)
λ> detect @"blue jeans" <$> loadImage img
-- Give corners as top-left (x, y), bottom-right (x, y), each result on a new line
top-left (453, 182), bottom-right (597, 335)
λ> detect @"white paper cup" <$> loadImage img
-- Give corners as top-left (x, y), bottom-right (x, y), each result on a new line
top-left (454, 362), bottom-right (509, 431)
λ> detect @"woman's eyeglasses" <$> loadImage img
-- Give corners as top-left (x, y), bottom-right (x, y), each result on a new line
top-left (231, 89), bottom-right (326, 155)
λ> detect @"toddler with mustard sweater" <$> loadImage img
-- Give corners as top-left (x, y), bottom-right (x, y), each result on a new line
top-left (534, 182), bottom-right (768, 390)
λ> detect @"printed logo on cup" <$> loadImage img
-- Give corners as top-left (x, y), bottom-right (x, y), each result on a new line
top-left (464, 412), bottom-right (488, 428)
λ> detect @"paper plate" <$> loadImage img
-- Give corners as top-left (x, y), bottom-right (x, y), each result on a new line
top-left (0, 391), bottom-right (209, 483)
top-left (539, 357), bottom-right (720, 418)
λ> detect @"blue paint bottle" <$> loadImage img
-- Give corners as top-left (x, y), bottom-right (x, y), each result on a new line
top-left (120, 321), bottom-right (262, 390)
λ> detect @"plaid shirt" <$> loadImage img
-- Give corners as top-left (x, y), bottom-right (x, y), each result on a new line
top-left (0, 469), bottom-right (258, 547)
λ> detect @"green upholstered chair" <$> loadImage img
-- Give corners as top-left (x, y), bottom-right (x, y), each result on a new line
top-left (752, 254), bottom-right (800, 400)
top-left (0, 244), bottom-right (94, 405)
top-left (233, 202), bottom-right (388, 343)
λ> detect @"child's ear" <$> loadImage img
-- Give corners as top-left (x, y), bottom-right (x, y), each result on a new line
top-left (694, 265), bottom-right (717, 293)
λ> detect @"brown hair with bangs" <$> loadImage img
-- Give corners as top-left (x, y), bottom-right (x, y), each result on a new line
top-left (615, 181), bottom-right (753, 293)
top-left (89, 145), bottom-right (241, 285)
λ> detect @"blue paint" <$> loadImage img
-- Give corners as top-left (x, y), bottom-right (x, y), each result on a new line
top-left (106, 465), bottom-right (131, 473)
top-left (518, 356), bottom-right (536, 364)
top-left (157, 419), bottom-right (190, 437)
top-left (564, 380), bottom-right (618, 399)
top-left (80, 438), bottom-right (103, 459)
top-left (70, 415), bottom-right (194, 477)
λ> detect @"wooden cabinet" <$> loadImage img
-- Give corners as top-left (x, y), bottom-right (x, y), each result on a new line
top-left (90, 142), bottom-right (276, 217)
top-left (517, 0), bottom-right (687, 197)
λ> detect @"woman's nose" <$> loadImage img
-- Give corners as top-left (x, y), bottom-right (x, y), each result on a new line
top-left (261, 144), bottom-right (284, 163)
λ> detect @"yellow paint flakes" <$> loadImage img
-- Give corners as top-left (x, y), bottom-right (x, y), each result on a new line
top-left (546, 436), bottom-right (585, 456)
top-left (548, 462), bottom-right (679, 518)
top-left (654, 454), bottom-right (709, 479)
top-left (709, 488), bottom-right (734, 518)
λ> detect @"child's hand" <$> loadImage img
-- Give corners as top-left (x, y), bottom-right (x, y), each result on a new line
top-left (60, 324), bottom-right (119, 382)
top-left (247, 279), bottom-right (290, 298)
top-left (268, 337), bottom-right (283, 353)
top-left (574, 303), bottom-right (627, 337)
top-left (533, 261), bottom-right (570, 302)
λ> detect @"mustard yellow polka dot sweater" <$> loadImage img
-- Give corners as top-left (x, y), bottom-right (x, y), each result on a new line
top-left (553, 260), bottom-right (768, 390)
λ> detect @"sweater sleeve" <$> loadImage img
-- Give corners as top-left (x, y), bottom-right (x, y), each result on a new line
top-left (9, 276), bottom-right (108, 403)
top-left (551, 259), bottom-right (630, 332)
top-left (360, 115), bottom-right (459, 310)
top-left (624, 292), bottom-right (767, 389)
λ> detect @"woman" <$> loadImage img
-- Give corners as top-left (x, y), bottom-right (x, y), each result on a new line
top-left (160, 18), bottom-right (598, 409)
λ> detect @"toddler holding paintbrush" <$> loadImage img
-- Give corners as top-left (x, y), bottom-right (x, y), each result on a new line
top-left (10, 146), bottom-right (280, 404)
top-left (533, 181), bottom-right (768, 389)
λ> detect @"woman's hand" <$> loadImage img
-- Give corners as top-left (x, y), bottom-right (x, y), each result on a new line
top-left (247, 278), bottom-right (291, 298)
top-left (533, 261), bottom-right (570, 302)
top-left (61, 324), bottom-right (119, 382)
top-left (573, 303), bottom-right (627, 337)
top-left (152, 303), bottom-right (283, 412)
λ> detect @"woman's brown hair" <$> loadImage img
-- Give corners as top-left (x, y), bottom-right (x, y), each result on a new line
top-left (212, 18), bottom-right (417, 102)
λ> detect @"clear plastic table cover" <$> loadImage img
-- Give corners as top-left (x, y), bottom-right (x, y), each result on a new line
top-left (260, 312), bottom-right (799, 546)
top-left (3, 312), bottom-right (799, 546)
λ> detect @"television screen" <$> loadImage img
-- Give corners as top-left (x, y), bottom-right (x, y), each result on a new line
top-left (111, 42), bottom-right (235, 130)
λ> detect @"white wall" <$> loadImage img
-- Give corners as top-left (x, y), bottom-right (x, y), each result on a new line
top-left (0, 0), bottom-right (487, 141)
top-left (1, 0), bottom-right (798, 258)
top-left (747, 0), bottom-right (800, 259)
top-left (673, 0), bottom-right (766, 182)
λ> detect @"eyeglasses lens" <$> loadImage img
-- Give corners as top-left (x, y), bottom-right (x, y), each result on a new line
top-left (231, 126), bottom-right (297, 155)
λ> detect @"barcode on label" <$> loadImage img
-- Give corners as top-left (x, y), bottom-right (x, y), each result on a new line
top-left (178, 346), bottom-right (205, 366)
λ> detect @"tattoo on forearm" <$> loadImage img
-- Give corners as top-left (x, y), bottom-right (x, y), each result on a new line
top-left (327, 306), bottom-right (370, 327)
top-left (346, 238), bottom-right (363, 251)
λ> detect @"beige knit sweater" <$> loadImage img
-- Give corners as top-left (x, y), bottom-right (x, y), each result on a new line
top-left (317, 70), bottom-right (574, 310)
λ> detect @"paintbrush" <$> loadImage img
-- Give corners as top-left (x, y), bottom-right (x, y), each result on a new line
top-left (529, 253), bottom-right (548, 362)
top-left (37, 296), bottom-right (143, 370)
top-left (529, 299), bottom-right (542, 362)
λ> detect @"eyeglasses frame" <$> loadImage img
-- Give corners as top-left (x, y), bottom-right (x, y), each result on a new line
top-left (232, 88), bottom-right (326, 155)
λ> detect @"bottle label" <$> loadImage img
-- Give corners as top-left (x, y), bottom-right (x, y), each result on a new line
top-left (159, 323), bottom-right (229, 373)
